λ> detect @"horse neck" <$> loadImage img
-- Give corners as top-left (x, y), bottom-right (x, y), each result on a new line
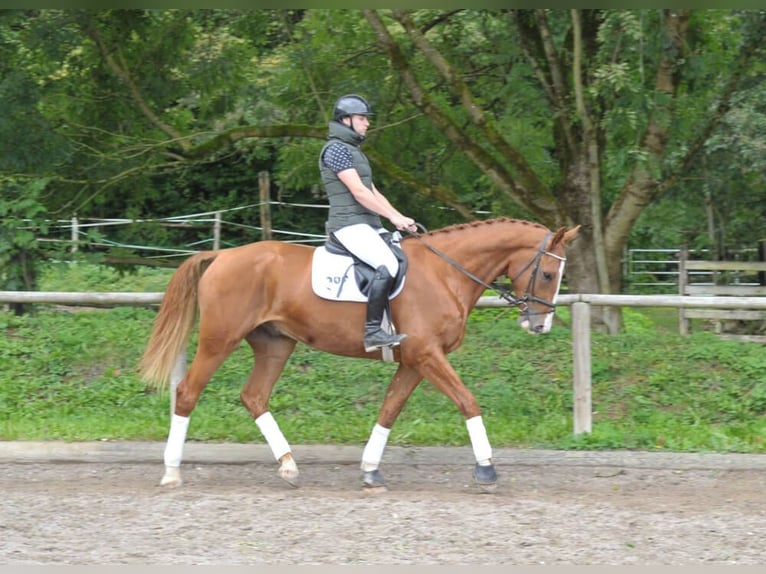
top-left (422, 219), bottom-right (547, 301)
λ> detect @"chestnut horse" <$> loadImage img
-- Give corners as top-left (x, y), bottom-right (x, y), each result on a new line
top-left (139, 217), bottom-right (580, 491)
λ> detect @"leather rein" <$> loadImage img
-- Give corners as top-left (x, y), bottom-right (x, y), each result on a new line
top-left (404, 225), bottom-right (566, 316)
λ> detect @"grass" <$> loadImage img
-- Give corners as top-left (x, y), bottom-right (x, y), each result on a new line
top-left (0, 262), bottom-right (764, 452)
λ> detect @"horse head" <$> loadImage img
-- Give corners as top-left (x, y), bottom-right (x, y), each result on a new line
top-left (512, 225), bottom-right (580, 334)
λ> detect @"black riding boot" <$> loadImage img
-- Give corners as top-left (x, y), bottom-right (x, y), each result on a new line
top-left (364, 266), bottom-right (407, 352)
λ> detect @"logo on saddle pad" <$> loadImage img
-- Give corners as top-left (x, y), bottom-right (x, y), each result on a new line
top-left (311, 247), bottom-right (407, 302)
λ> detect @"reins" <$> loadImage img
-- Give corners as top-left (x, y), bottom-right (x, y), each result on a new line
top-left (404, 223), bottom-right (564, 314)
top-left (404, 224), bottom-right (521, 306)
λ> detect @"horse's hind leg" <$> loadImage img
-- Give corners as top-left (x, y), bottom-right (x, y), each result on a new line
top-left (240, 328), bottom-right (299, 486)
top-left (361, 364), bottom-right (422, 492)
top-left (161, 329), bottom-right (242, 487)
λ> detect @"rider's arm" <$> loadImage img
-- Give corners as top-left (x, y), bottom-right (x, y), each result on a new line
top-left (337, 169), bottom-right (413, 231)
top-left (324, 143), bottom-right (415, 232)
top-left (370, 183), bottom-right (416, 233)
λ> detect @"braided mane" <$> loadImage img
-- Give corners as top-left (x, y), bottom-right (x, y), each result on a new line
top-left (416, 217), bottom-right (547, 238)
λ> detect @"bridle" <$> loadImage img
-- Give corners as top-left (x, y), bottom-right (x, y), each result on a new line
top-left (406, 226), bottom-right (566, 318)
top-left (510, 233), bottom-right (567, 319)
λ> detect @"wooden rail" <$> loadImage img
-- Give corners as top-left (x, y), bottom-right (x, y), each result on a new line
top-left (677, 251), bottom-right (766, 344)
top-left (3, 291), bottom-right (766, 437)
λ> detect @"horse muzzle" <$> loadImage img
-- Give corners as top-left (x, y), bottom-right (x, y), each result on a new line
top-left (517, 310), bottom-right (553, 335)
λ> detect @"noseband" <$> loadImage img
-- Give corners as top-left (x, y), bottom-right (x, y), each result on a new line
top-left (508, 232), bottom-right (567, 318)
top-left (408, 227), bottom-right (566, 315)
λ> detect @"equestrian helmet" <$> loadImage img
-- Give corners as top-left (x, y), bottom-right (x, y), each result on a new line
top-left (333, 94), bottom-right (373, 121)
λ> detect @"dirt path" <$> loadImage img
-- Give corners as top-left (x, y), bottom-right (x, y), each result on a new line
top-left (1, 453), bottom-right (764, 565)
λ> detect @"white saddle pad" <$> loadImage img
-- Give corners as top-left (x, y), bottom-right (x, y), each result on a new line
top-left (311, 246), bottom-right (406, 302)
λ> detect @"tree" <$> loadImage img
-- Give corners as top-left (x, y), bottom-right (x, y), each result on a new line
top-left (0, 9), bottom-right (318, 265)
top-left (0, 178), bottom-right (51, 314)
top-left (3, 9), bottom-right (764, 330)
top-left (355, 9), bottom-right (766, 331)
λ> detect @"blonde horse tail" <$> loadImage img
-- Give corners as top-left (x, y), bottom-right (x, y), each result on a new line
top-left (139, 252), bottom-right (217, 390)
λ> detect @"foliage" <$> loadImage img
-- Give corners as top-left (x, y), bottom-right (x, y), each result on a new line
top-left (37, 262), bottom-right (173, 293)
top-left (629, 12), bottom-right (766, 253)
top-left (0, 178), bottom-right (55, 313)
top-left (1, 9), bottom-right (765, 312)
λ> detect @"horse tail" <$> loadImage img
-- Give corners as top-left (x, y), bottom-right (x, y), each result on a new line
top-left (139, 251), bottom-right (218, 390)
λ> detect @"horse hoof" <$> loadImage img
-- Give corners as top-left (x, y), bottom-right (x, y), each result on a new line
top-left (362, 469), bottom-right (387, 492)
top-left (160, 466), bottom-right (182, 488)
top-left (278, 456), bottom-right (300, 487)
top-left (363, 484), bottom-right (388, 494)
top-left (279, 471), bottom-right (299, 487)
top-left (473, 463), bottom-right (497, 493)
top-left (478, 482), bottom-right (497, 493)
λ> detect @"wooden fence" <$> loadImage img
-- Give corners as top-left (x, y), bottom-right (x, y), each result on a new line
top-left (677, 248), bottom-right (766, 344)
top-left (2, 291), bottom-right (766, 437)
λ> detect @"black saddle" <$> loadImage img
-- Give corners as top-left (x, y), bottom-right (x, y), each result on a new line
top-left (325, 231), bottom-right (408, 297)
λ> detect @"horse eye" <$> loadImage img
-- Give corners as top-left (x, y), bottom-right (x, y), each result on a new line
top-left (543, 272), bottom-right (553, 281)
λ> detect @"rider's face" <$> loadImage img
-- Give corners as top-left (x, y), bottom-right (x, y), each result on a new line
top-left (349, 114), bottom-right (369, 136)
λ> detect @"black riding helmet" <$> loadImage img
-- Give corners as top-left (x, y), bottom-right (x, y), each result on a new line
top-left (333, 94), bottom-right (374, 121)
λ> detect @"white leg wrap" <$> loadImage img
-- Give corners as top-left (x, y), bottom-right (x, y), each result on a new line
top-left (361, 423), bottom-right (391, 472)
top-left (255, 412), bottom-right (291, 461)
top-left (466, 415), bottom-right (492, 466)
top-left (164, 414), bottom-right (190, 468)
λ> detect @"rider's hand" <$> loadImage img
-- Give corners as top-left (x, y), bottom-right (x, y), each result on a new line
top-left (391, 215), bottom-right (417, 234)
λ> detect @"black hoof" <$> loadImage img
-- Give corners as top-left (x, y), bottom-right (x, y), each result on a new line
top-left (473, 463), bottom-right (497, 489)
top-left (362, 469), bottom-right (386, 489)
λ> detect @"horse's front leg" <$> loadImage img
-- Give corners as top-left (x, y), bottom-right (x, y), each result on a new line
top-left (416, 352), bottom-right (498, 492)
top-left (361, 364), bottom-right (423, 492)
top-left (466, 415), bottom-right (497, 491)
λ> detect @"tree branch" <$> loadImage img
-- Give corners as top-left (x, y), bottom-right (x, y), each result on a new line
top-left (81, 18), bottom-right (189, 151)
top-left (390, 10), bottom-right (553, 213)
top-left (365, 149), bottom-right (476, 220)
top-left (653, 13), bottom-right (766, 199)
top-left (364, 9), bottom-right (557, 224)
top-left (604, 10), bottom-right (692, 252)
top-left (572, 9), bottom-right (609, 293)
top-left (185, 124), bottom-right (326, 158)
top-left (509, 10), bottom-right (576, 157)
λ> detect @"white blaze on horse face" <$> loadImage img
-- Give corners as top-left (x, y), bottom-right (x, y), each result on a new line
top-left (541, 258), bottom-right (566, 333)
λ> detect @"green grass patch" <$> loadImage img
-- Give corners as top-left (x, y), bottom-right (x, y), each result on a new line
top-left (1, 263), bottom-right (764, 452)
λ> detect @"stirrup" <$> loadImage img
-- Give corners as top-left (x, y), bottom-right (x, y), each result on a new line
top-left (364, 332), bottom-right (407, 353)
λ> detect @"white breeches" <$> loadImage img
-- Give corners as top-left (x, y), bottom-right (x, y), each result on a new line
top-left (332, 223), bottom-right (399, 277)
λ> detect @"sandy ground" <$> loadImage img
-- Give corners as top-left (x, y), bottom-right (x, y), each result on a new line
top-left (1, 448), bottom-right (764, 565)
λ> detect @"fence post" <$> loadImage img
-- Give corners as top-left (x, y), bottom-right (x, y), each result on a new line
top-left (678, 245), bottom-right (689, 336)
top-left (70, 216), bottom-right (78, 253)
top-left (259, 171), bottom-right (272, 240)
top-left (213, 211), bottom-right (221, 250)
top-left (572, 301), bottom-right (592, 435)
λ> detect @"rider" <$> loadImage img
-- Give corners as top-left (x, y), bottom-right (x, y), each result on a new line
top-left (319, 94), bottom-right (418, 352)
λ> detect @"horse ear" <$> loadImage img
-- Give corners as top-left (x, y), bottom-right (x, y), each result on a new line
top-left (563, 225), bottom-right (581, 245)
top-left (551, 225), bottom-right (581, 249)
top-left (551, 227), bottom-right (567, 246)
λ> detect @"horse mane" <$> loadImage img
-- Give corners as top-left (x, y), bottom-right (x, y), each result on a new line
top-left (409, 217), bottom-right (547, 239)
